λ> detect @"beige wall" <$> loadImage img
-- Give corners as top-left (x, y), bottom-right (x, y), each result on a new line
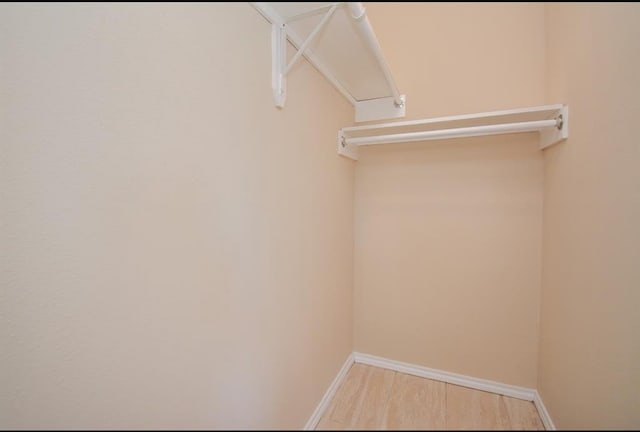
top-left (354, 3), bottom-right (545, 388)
top-left (4, 3), bottom-right (638, 429)
top-left (539, 4), bottom-right (640, 428)
top-left (366, 2), bottom-right (546, 121)
top-left (0, 4), bottom-right (354, 429)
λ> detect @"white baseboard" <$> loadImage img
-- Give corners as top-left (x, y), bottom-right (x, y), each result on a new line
top-left (353, 352), bottom-right (536, 401)
top-left (303, 353), bottom-right (354, 430)
top-left (305, 351), bottom-right (556, 430)
top-left (533, 390), bottom-right (556, 430)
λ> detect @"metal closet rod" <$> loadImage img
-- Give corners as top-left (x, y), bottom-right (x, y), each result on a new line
top-left (344, 118), bottom-right (563, 146)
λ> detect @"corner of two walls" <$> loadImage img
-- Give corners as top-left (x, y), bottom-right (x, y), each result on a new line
top-left (0, 3), bottom-right (354, 429)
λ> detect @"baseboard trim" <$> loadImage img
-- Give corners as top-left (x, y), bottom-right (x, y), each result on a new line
top-left (303, 353), bottom-right (354, 430)
top-left (305, 352), bottom-right (556, 430)
top-left (353, 352), bottom-right (536, 402)
top-left (533, 390), bottom-right (556, 430)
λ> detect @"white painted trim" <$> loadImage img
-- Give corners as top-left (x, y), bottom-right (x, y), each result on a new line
top-left (353, 352), bottom-right (536, 401)
top-left (533, 390), bottom-right (556, 430)
top-left (306, 352), bottom-right (555, 430)
top-left (303, 353), bottom-right (354, 430)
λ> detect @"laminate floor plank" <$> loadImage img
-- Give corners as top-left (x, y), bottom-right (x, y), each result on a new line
top-left (350, 366), bottom-right (395, 429)
top-left (502, 395), bottom-right (545, 430)
top-left (316, 364), bottom-right (545, 431)
top-left (383, 372), bottom-right (446, 430)
top-left (445, 384), bottom-right (511, 430)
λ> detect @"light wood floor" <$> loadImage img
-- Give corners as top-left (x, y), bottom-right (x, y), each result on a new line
top-left (316, 363), bottom-right (544, 430)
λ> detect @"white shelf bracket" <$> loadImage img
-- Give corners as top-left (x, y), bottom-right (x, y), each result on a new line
top-left (271, 5), bottom-right (338, 108)
top-left (272, 23), bottom-right (287, 108)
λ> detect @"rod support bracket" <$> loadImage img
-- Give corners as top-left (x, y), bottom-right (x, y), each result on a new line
top-left (337, 130), bottom-right (359, 160)
top-left (540, 105), bottom-right (569, 149)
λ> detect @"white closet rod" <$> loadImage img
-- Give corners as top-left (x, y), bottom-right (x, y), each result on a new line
top-left (347, 3), bottom-right (404, 108)
top-left (345, 118), bottom-right (560, 146)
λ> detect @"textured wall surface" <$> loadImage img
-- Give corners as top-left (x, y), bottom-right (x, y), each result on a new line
top-left (539, 3), bottom-right (640, 428)
top-left (353, 3), bottom-right (545, 388)
top-left (0, 4), bottom-right (354, 428)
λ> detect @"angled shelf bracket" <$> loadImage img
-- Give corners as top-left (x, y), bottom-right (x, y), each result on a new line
top-left (338, 104), bottom-right (569, 160)
top-left (252, 2), bottom-right (407, 122)
top-left (272, 4), bottom-right (338, 107)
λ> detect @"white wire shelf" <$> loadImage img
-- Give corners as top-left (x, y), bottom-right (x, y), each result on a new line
top-left (251, 2), bottom-right (406, 122)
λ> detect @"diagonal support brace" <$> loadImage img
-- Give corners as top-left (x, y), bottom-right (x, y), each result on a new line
top-left (272, 5), bottom-right (338, 108)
